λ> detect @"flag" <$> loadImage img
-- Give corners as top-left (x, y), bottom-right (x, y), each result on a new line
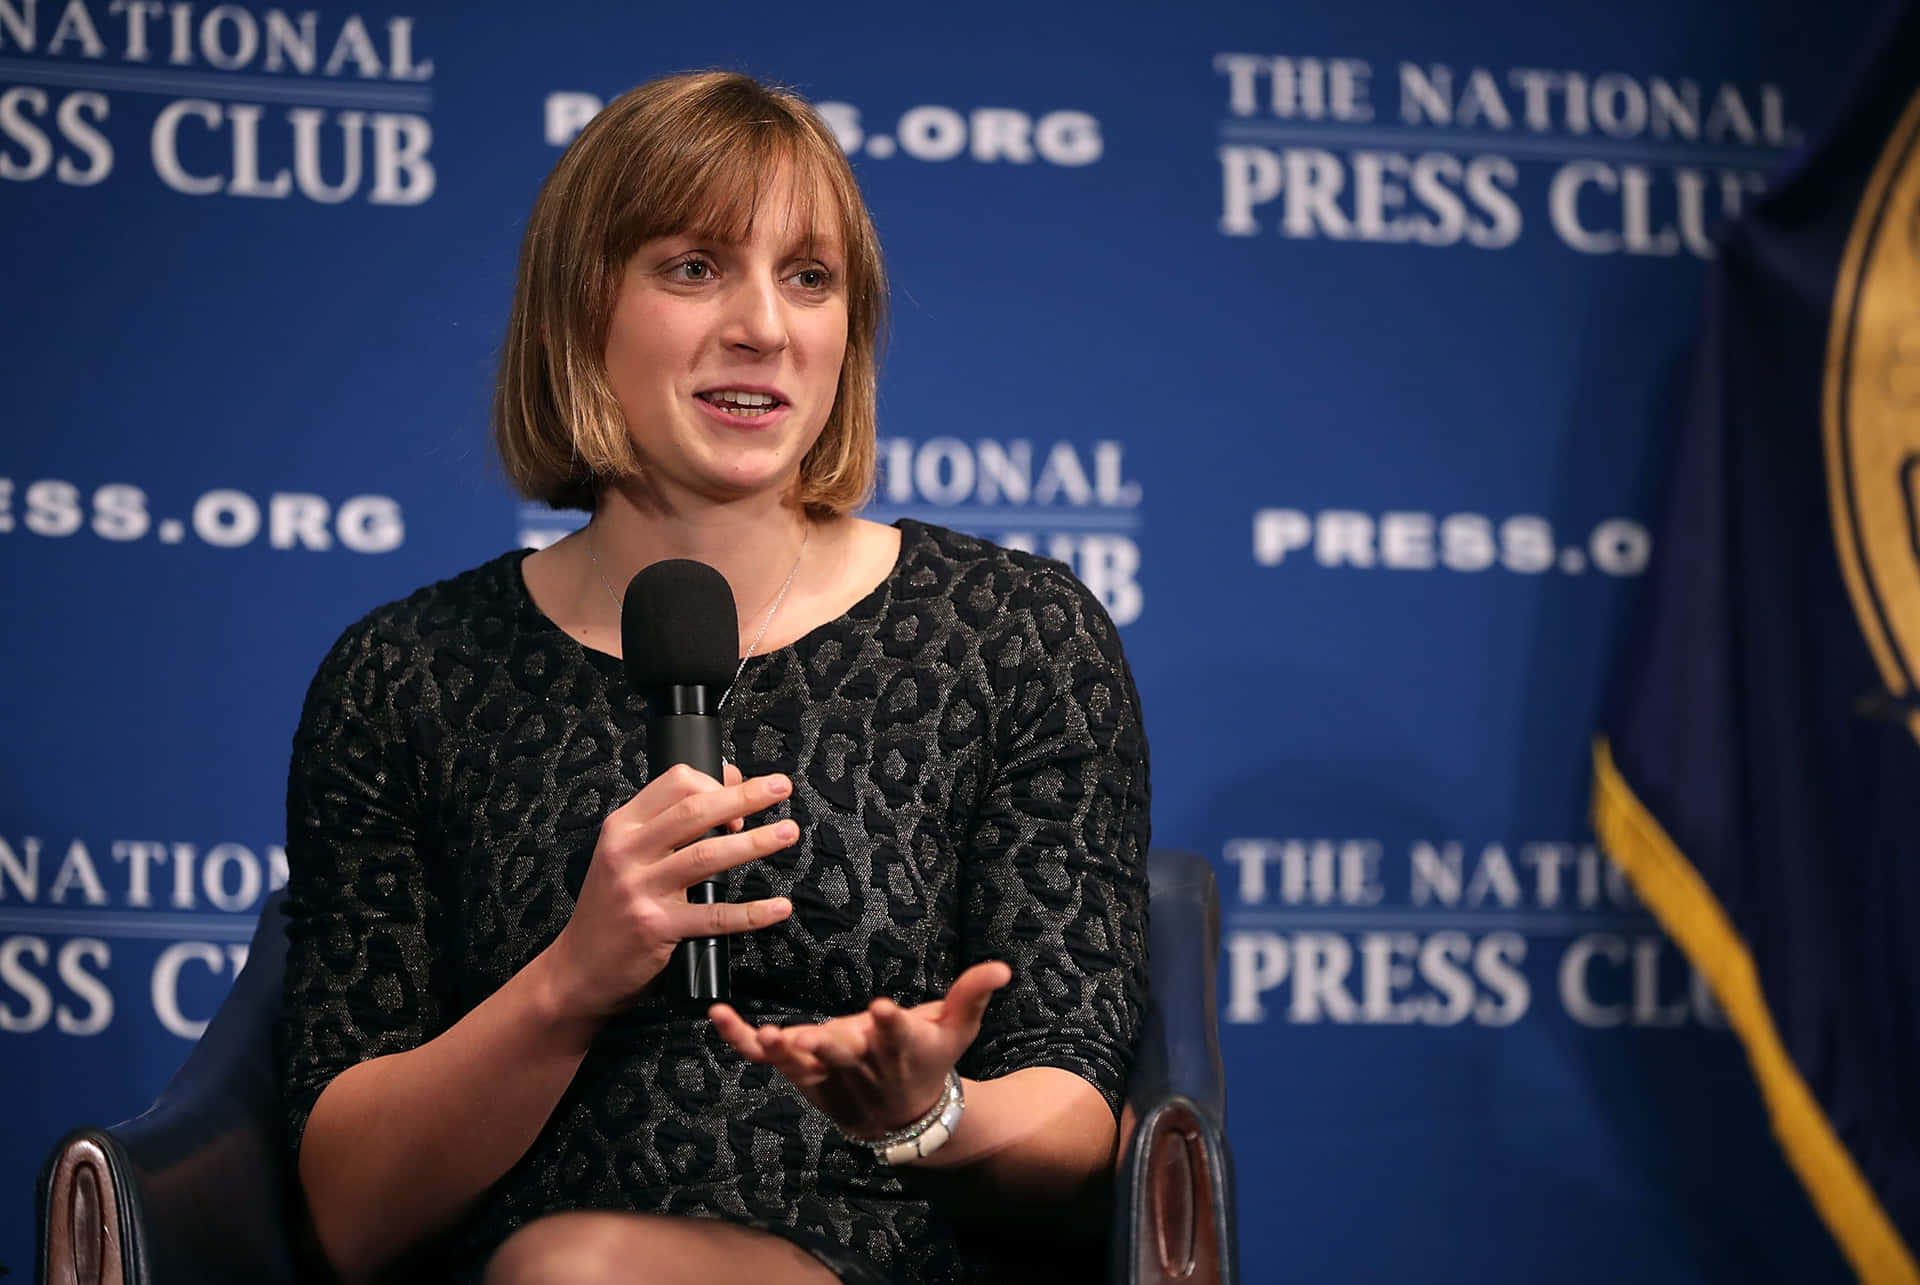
top-left (1592, 3), bottom-right (1920, 1281)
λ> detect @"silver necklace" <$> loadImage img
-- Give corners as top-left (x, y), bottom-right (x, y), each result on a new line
top-left (587, 519), bottom-right (809, 710)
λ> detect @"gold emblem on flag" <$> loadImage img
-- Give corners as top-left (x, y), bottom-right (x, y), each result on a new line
top-left (1825, 86), bottom-right (1920, 743)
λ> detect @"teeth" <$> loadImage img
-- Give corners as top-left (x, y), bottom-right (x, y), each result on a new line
top-left (703, 390), bottom-right (775, 407)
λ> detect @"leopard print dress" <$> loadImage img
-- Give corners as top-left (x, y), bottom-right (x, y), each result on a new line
top-left (274, 520), bottom-right (1151, 1283)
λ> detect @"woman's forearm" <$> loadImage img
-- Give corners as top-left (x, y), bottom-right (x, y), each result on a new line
top-left (903, 1066), bottom-right (1118, 1213)
top-left (296, 945), bottom-right (600, 1283)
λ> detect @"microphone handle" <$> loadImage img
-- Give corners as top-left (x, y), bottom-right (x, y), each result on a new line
top-left (647, 688), bottom-right (730, 1006)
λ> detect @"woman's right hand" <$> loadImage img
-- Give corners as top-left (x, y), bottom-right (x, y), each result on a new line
top-left (537, 764), bottom-right (797, 1023)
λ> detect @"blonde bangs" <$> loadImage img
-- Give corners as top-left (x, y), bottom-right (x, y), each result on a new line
top-left (611, 128), bottom-right (833, 269)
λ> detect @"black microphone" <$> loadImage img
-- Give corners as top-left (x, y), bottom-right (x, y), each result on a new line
top-left (621, 558), bottom-right (739, 1005)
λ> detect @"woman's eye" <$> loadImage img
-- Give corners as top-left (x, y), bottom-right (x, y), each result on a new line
top-left (793, 268), bottom-right (829, 289)
top-left (675, 258), bottom-right (712, 281)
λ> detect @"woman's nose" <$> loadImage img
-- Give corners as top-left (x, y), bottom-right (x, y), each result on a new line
top-left (721, 275), bottom-right (789, 355)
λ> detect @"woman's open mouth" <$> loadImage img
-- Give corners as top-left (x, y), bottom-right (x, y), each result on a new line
top-left (695, 389), bottom-right (786, 419)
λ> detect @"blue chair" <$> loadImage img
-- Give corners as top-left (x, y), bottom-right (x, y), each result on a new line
top-left (37, 848), bottom-right (1237, 1285)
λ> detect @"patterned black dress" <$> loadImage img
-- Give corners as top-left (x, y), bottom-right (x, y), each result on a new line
top-left (274, 519), bottom-right (1151, 1283)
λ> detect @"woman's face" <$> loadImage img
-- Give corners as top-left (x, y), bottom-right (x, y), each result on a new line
top-left (602, 164), bottom-right (849, 511)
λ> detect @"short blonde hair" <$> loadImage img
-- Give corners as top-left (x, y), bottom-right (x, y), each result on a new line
top-left (493, 71), bottom-right (886, 515)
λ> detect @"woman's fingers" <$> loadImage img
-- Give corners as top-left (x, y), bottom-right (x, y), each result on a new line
top-left (722, 761), bottom-right (744, 832)
top-left (774, 1015), bottom-right (877, 1068)
top-left (716, 986), bottom-right (1012, 1129)
top-left (606, 766), bottom-right (792, 852)
top-left (640, 770), bottom-right (786, 848)
top-left (804, 1019), bottom-right (873, 1069)
top-left (709, 1011), bottom-right (842, 1085)
top-left (869, 997), bottom-right (906, 1034)
top-left (866, 998), bottom-right (920, 1077)
top-left (666, 895), bottom-right (792, 940)
top-left (708, 1004), bottom-right (770, 1062)
top-left (560, 768), bottom-right (795, 1017)
top-left (712, 1010), bottom-right (880, 1056)
top-left (755, 1025), bottom-right (831, 1084)
top-left (651, 819), bottom-right (798, 893)
top-left (937, 961), bottom-right (1013, 1034)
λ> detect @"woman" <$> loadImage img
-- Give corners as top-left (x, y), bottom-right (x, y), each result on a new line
top-left (275, 70), bottom-right (1151, 1285)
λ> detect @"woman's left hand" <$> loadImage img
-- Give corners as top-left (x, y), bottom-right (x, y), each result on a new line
top-left (710, 961), bottom-right (1012, 1141)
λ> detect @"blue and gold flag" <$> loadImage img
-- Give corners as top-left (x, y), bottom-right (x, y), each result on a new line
top-left (1593, 3), bottom-right (1920, 1281)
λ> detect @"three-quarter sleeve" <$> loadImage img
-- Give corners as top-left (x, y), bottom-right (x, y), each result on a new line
top-left (956, 562), bottom-right (1152, 1119)
top-left (273, 617), bottom-right (443, 1157)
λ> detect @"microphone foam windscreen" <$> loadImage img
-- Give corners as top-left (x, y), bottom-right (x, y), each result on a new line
top-left (620, 558), bottom-right (740, 693)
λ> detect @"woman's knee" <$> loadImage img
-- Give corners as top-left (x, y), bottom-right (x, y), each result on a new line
top-left (483, 1212), bottom-right (641, 1285)
top-left (482, 1211), bottom-right (836, 1285)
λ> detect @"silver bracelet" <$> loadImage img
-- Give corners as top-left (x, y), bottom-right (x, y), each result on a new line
top-left (847, 1070), bottom-right (965, 1165)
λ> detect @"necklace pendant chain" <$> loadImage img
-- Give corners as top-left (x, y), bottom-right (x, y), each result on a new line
top-left (588, 520), bottom-right (810, 711)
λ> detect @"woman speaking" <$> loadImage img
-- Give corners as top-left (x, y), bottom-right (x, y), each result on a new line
top-left (274, 70), bottom-right (1151, 1285)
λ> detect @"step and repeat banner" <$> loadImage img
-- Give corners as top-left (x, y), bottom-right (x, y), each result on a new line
top-left (0, 1), bottom-right (1892, 1279)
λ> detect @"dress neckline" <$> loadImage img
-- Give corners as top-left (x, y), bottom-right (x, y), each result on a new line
top-left (509, 517), bottom-right (921, 673)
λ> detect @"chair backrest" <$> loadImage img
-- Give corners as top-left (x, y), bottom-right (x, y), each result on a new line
top-left (101, 889), bottom-right (304, 1284)
top-left (1136, 848), bottom-right (1227, 1126)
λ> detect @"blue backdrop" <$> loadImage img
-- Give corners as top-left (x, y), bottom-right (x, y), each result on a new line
top-left (0, 1), bottom-right (1892, 1278)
